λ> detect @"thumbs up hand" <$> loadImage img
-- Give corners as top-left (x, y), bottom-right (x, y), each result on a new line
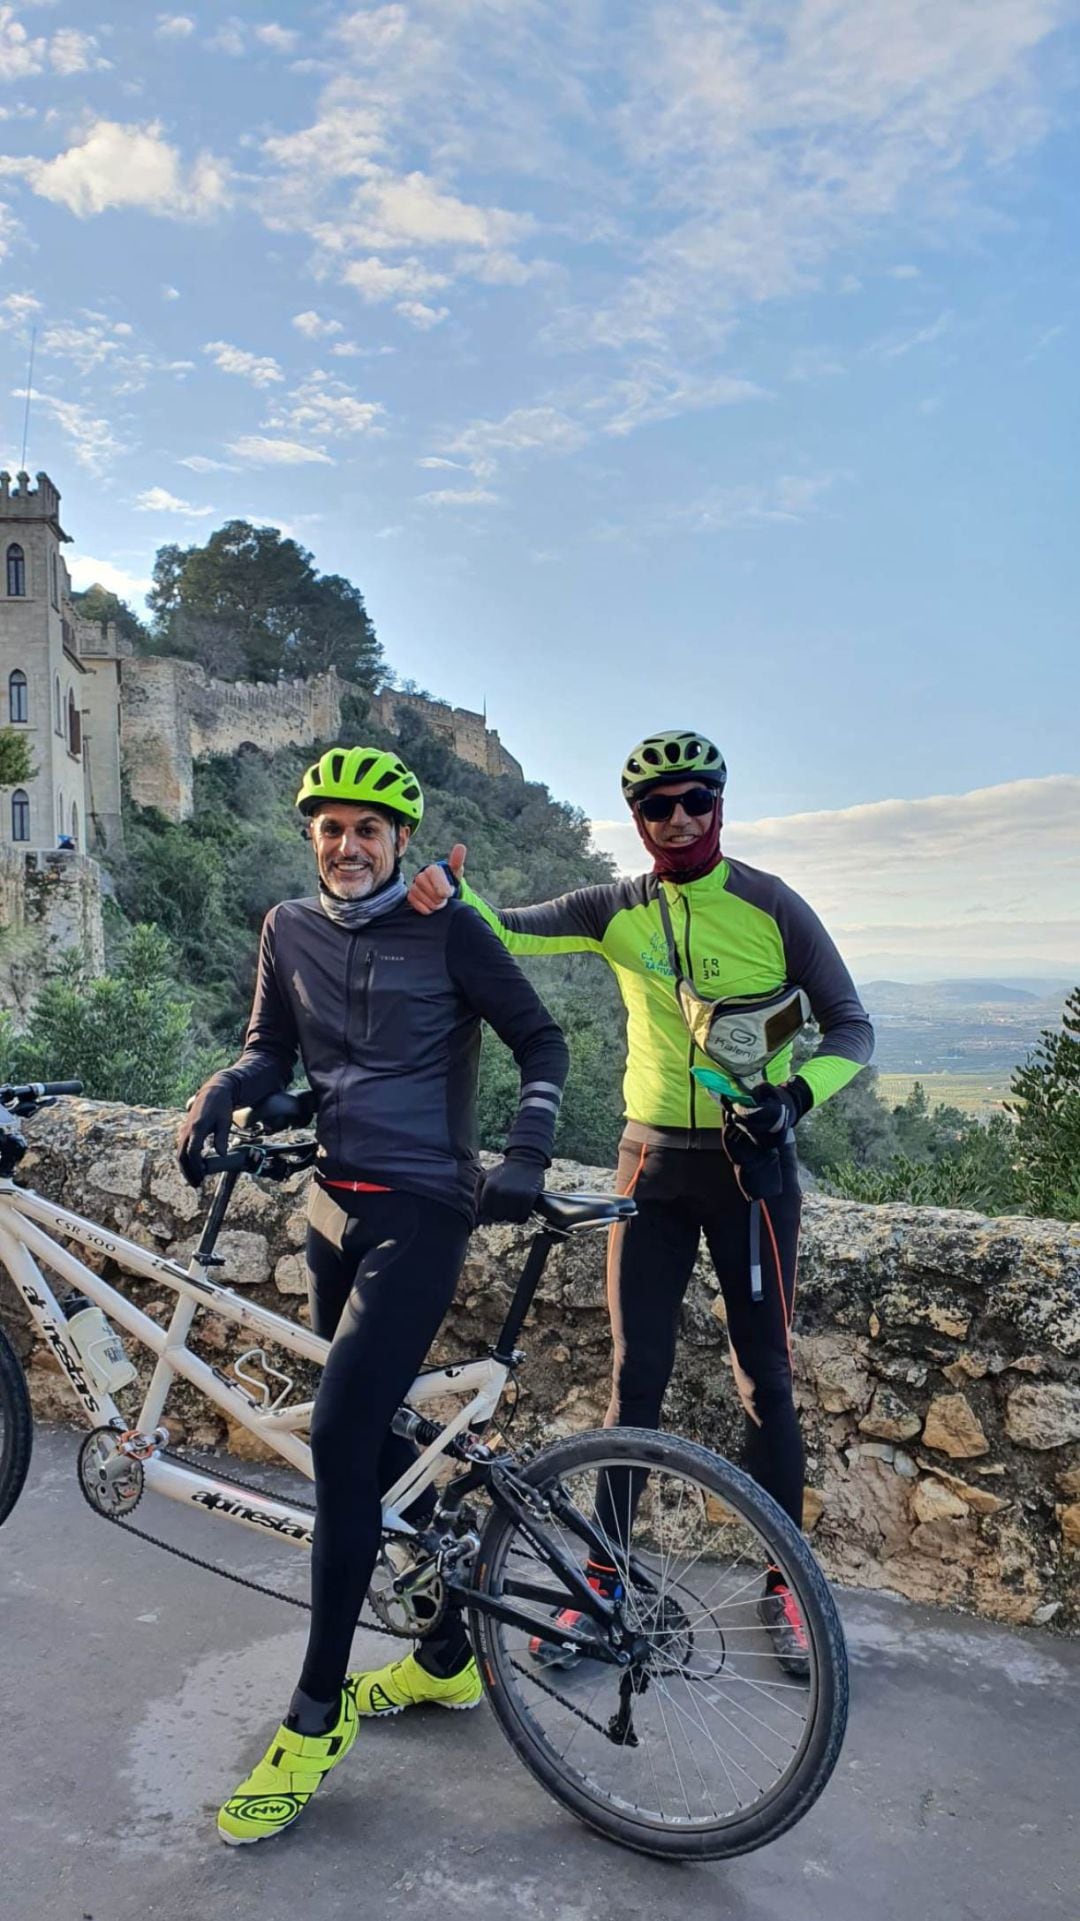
top-left (408, 843), bottom-right (467, 915)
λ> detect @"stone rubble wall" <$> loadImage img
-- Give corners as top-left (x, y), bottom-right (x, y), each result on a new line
top-left (0, 850), bottom-right (105, 1023)
top-left (2, 1101), bottom-right (1078, 1631)
top-left (120, 659), bottom-right (523, 821)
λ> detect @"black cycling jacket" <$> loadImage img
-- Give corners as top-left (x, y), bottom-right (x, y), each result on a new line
top-left (220, 895), bottom-right (569, 1219)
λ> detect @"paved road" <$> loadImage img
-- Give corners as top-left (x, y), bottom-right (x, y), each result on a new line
top-left (3, 1426), bottom-right (1078, 1921)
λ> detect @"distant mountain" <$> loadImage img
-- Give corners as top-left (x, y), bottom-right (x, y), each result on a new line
top-left (860, 979), bottom-right (1039, 1011)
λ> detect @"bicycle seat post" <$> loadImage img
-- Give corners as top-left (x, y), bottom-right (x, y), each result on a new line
top-left (490, 1228), bottom-right (558, 1367)
top-left (194, 1167), bottom-right (241, 1268)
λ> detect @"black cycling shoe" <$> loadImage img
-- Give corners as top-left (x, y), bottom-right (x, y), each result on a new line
top-left (757, 1583), bottom-right (810, 1680)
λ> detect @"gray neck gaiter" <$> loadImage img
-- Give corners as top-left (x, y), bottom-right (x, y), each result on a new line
top-left (319, 873), bottom-right (408, 930)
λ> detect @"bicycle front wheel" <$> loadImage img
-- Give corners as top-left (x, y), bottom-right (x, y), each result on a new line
top-left (470, 1426), bottom-right (848, 1861)
top-left (0, 1324), bottom-right (33, 1528)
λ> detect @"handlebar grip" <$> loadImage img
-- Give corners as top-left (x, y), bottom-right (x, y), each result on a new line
top-left (199, 1147), bottom-right (257, 1176)
top-left (41, 1080), bottom-right (84, 1096)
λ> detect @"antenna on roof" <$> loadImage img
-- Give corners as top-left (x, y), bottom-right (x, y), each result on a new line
top-left (19, 326), bottom-right (37, 473)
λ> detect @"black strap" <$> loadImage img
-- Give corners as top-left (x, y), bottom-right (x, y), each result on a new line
top-left (653, 881), bottom-right (688, 985)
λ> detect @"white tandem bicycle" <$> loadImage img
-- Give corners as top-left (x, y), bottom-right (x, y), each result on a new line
top-left (0, 1079), bottom-right (847, 1861)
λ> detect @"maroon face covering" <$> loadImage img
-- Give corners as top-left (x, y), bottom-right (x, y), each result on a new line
top-left (633, 797), bottom-right (724, 882)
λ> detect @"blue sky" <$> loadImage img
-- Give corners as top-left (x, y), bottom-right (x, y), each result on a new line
top-left (1, 1), bottom-right (1077, 974)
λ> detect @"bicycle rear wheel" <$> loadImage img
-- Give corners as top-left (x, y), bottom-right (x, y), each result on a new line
top-left (470, 1426), bottom-right (847, 1861)
top-left (0, 1325), bottom-right (33, 1527)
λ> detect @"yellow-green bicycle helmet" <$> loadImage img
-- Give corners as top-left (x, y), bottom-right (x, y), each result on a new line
top-left (621, 731), bottom-right (727, 805)
top-left (295, 747), bottom-right (424, 825)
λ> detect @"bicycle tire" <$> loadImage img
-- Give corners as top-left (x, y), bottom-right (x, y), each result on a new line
top-left (469, 1426), bottom-right (848, 1862)
top-left (0, 1324), bottom-right (33, 1528)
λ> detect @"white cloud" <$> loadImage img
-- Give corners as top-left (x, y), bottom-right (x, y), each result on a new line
top-left (671, 470), bottom-right (837, 533)
top-left (870, 310), bottom-right (954, 360)
top-left (0, 290), bottom-right (40, 327)
top-left (7, 119), bottom-right (228, 218)
top-left (40, 319), bottom-right (123, 372)
top-left (0, 7), bottom-right (43, 80)
top-left (599, 364), bottom-right (767, 436)
top-left (178, 454), bottom-right (238, 473)
top-left (255, 23), bottom-right (298, 53)
top-left (419, 486), bottom-right (499, 507)
top-left (227, 435), bottom-right (334, 465)
top-left (48, 28), bottom-right (110, 76)
top-left (417, 456), bottom-right (466, 471)
top-left (162, 284), bottom-right (180, 300)
top-left (207, 20), bottom-right (245, 57)
top-left (19, 387), bottom-right (127, 472)
top-left (135, 486), bottom-right (212, 517)
top-left (66, 554), bottom-right (153, 601)
top-left (887, 263), bottom-right (921, 279)
top-left (349, 170), bottom-right (532, 252)
top-left (203, 340), bottom-right (283, 387)
top-left (342, 256), bottom-right (448, 304)
top-left (265, 372), bottom-right (384, 440)
top-left (292, 310), bottom-right (344, 339)
top-left (592, 775), bottom-right (1080, 972)
top-left (395, 299), bottom-right (448, 329)
top-left (155, 15), bottom-right (196, 40)
top-left (447, 407), bottom-right (588, 474)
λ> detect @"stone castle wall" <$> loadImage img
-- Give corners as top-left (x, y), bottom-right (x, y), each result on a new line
top-left (0, 850), bottom-right (105, 1022)
top-left (3, 1100), bottom-right (1078, 1633)
top-left (121, 660), bottom-right (523, 821)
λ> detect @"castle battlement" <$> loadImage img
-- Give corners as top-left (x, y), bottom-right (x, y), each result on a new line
top-left (0, 470), bottom-right (66, 531)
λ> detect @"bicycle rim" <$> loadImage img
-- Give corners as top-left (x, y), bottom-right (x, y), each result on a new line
top-left (472, 1429), bottom-right (847, 1859)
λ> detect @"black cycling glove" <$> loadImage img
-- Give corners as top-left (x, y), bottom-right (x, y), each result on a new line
top-left (177, 1076), bottom-right (235, 1188)
top-left (735, 1076), bottom-right (813, 1147)
top-left (478, 1148), bottom-right (545, 1225)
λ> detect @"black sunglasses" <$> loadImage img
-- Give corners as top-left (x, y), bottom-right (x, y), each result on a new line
top-left (637, 786), bottom-right (717, 823)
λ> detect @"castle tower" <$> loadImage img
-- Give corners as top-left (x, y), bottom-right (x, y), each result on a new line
top-left (0, 470), bottom-right (89, 850)
top-left (0, 470), bottom-right (127, 853)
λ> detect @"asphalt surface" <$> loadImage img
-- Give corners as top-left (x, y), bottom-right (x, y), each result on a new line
top-left (3, 1425), bottom-right (1078, 1921)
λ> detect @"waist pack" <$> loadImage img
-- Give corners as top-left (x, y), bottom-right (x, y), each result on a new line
top-left (654, 885), bottom-right (811, 1086)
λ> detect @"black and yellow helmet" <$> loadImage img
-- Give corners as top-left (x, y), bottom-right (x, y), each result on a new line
top-left (621, 731), bottom-right (727, 805)
top-left (295, 747), bottom-right (424, 825)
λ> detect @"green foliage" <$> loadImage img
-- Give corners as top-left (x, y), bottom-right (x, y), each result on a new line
top-left (1007, 987), bottom-right (1080, 1221)
top-left (1, 925), bottom-right (222, 1105)
top-left (824, 1114), bottom-right (1020, 1213)
top-left (0, 727), bottom-right (35, 787)
top-left (146, 521), bottom-right (384, 687)
top-left (70, 585), bottom-right (151, 650)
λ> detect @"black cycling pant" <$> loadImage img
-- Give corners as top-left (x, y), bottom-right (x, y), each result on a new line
top-left (297, 1183), bottom-right (472, 1703)
top-left (595, 1136), bottom-right (803, 1553)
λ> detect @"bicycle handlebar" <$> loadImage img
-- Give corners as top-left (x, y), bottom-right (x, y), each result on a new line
top-left (1, 1080), bottom-right (84, 1102)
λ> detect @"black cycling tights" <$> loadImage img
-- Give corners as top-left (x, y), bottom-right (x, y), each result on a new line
top-left (297, 1183), bottom-right (472, 1705)
top-left (596, 1138), bottom-right (804, 1555)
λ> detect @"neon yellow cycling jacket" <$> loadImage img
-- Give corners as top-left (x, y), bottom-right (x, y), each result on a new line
top-left (460, 859), bottom-right (874, 1135)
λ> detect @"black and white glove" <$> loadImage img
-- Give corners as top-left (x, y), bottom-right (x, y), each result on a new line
top-left (734, 1077), bottom-right (813, 1147)
top-left (478, 1148), bottom-right (545, 1225)
top-left (177, 1077), bottom-right (235, 1187)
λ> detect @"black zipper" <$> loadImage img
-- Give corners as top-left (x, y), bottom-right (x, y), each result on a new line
top-left (336, 929), bottom-right (361, 1147)
top-left (684, 890), bottom-right (697, 1130)
top-left (361, 947), bottom-right (376, 1041)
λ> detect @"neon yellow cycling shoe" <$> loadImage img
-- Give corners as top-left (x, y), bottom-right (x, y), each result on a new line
top-left (348, 1650), bottom-right (483, 1717)
top-left (217, 1687), bottom-right (358, 1845)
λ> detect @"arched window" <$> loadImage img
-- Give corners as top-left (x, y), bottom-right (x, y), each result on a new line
top-left (8, 670), bottom-right (27, 725)
top-left (49, 548), bottom-right (59, 609)
top-left (55, 675), bottom-right (62, 735)
top-left (71, 800), bottom-right (79, 847)
top-left (6, 543), bottom-right (25, 596)
top-left (67, 689), bottom-right (81, 757)
top-left (11, 790), bottom-right (29, 842)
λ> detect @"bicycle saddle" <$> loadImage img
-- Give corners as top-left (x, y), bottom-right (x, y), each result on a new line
top-left (534, 1191), bottom-right (636, 1231)
top-left (233, 1089), bottom-right (317, 1134)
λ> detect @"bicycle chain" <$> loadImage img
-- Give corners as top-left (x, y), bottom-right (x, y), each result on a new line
top-left (82, 1444), bottom-right (399, 1638)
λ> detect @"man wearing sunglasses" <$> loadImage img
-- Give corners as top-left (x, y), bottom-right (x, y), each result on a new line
top-left (409, 731), bottom-right (873, 1674)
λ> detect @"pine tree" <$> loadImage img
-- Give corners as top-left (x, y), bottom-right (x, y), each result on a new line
top-left (1007, 988), bottom-right (1080, 1221)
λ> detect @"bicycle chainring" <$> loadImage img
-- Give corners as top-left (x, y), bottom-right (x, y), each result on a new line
top-left (367, 1538), bottom-right (447, 1639)
top-left (77, 1426), bottom-right (145, 1519)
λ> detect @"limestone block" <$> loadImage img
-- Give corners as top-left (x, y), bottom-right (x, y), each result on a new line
top-left (174, 1229), bottom-right (270, 1289)
top-left (274, 1253), bottom-right (308, 1297)
top-left (858, 1387), bottom-right (922, 1443)
top-left (922, 1393), bottom-right (990, 1459)
top-left (1004, 1384), bottom-right (1080, 1450)
top-left (916, 1462), bottom-right (1006, 1516)
top-left (1057, 1464), bottom-right (1080, 1498)
top-left (926, 1303), bottom-right (971, 1339)
top-left (797, 1332), bottom-right (872, 1414)
top-left (802, 1488), bottom-right (826, 1532)
top-left (912, 1479), bottom-right (968, 1524)
top-left (149, 1159), bottom-right (202, 1222)
top-left (1057, 1504), bottom-right (1080, 1551)
top-left (85, 1149), bottom-right (146, 1200)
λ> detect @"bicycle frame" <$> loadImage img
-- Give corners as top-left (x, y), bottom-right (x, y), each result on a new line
top-left (0, 1174), bottom-right (514, 1550)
